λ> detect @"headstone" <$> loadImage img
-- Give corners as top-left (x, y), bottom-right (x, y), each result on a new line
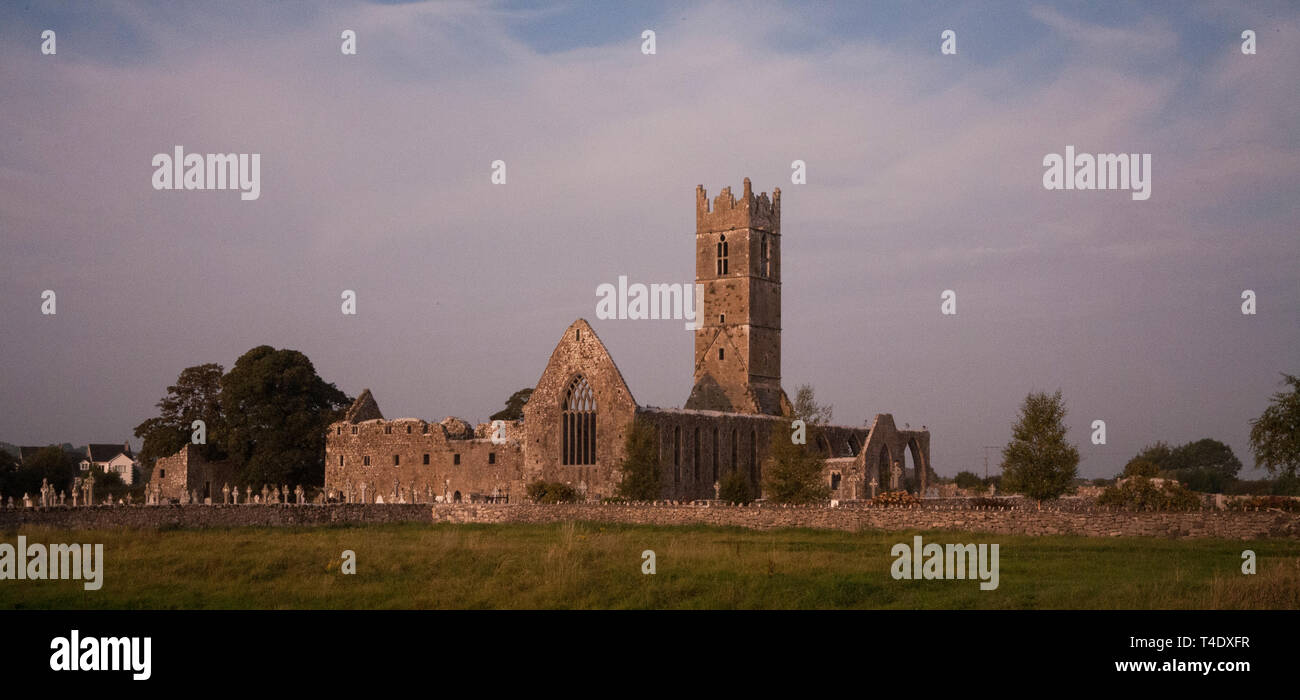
top-left (23, 493), bottom-right (32, 508)
top-left (359, 482), bottom-right (367, 503)
top-left (869, 477), bottom-right (878, 499)
top-left (375, 495), bottom-right (385, 504)
top-left (59, 491), bottom-right (66, 506)
top-left (889, 461), bottom-right (902, 491)
top-left (713, 481), bottom-right (720, 499)
top-left (223, 483), bottom-right (230, 505)
top-left (85, 473), bottom-right (95, 506)
top-left (295, 485), bottom-right (304, 504)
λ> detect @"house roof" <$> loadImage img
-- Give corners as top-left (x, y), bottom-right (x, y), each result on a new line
top-left (87, 443), bottom-right (133, 462)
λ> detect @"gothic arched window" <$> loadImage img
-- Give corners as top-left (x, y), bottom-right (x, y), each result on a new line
top-left (716, 235), bottom-right (729, 275)
top-left (561, 375), bottom-right (596, 465)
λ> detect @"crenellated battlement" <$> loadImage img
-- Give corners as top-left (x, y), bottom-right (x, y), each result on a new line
top-left (696, 177), bottom-right (780, 234)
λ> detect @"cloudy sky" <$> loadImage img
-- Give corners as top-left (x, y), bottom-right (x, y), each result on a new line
top-left (2, 1), bottom-right (1296, 479)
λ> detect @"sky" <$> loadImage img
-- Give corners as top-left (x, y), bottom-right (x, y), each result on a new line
top-left (1, 1), bottom-right (1297, 479)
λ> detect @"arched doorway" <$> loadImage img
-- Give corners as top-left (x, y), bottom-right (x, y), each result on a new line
top-left (906, 438), bottom-right (927, 494)
top-left (453, 490), bottom-right (462, 503)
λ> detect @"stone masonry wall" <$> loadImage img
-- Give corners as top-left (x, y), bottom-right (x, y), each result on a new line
top-left (5, 503), bottom-right (1298, 539)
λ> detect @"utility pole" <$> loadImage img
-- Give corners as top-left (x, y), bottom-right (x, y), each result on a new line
top-left (982, 446), bottom-right (1001, 480)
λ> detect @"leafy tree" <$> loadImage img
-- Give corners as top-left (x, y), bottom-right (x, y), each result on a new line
top-left (1133, 441), bottom-right (1175, 471)
top-left (2, 445), bottom-right (77, 498)
top-left (762, 428), bottom-right (830, 504)
top-left (1000, 390), bottom-right (1080, 508)
top-left (719, 468), bottom-right (753, 504)
top-left (792, 384), bottom-right (832, 425)
top-left (221, 346), bottom-right (351, 487)
top-left (1122, 458), bottom-right (1159, 478)
top-left (1171, 438), bottom-right (1242, 478)
top-left (526, 480), bottom-right (580, 503)
top-left (134, 362), bottom-right (226, 474)
top-left (1250, 373), bottom-right (1300, 481)
top-left (490, 388), bottom-right (534, 422)
top-left (954, 471), bottom-right (983, 490)
top-left (616, 419), bottom-right (661, 501)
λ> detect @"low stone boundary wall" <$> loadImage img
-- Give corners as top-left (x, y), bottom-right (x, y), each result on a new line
top-left (3, 502), bottom-right (1299, 539)
top-left (432, 503), bottom-right (1300, 539)
top-left (0, 504), bottom-right (431, 530)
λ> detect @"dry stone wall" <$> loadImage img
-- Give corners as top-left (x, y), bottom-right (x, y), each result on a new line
top-left (5, 502), bottom-right (1295, 539)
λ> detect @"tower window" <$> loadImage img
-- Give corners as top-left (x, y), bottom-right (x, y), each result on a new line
top-left (407, 425), bottom-right (412, 434)
top-left (561, 374), bottom-right (597, 466)
top-left (716, 235), bottom-right (729, 275)
top-left (454, 453), bottom-right (461, 465)
top-left (673, 426), bottom-right (681, 485)
top-left (363, 456), bottom-right (370, 466)
top-left (351, 427), bottom-right (357, 435)
top-left (489, 452), bottom-right (496, 465)
top-left (336, 427), bottom-right (341, 435)
top-left (718, 348), bottom-right (724, 361)
top-left (385, 425), bottom-right (392, 435)
top-left (393, 455), bottom-right (400, 466)
top-left (712, 427), bottom-right (719, 482)
top-left (719, 314), bottom-right (725, 324)
top-left (338, 456), bottom-right (343, 466)
top-left (693, 427), bottom-right (700, 483)
top-left (423, 454), bottom-right (430, 465)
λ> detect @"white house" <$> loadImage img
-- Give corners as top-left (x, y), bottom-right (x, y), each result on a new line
top-left (81, 442), bottom-right (139, 486)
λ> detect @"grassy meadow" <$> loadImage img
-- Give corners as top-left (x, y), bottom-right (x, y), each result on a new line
top-left (2, 521), bottom-right (1298, 609)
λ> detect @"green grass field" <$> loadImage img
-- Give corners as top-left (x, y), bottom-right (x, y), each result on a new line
top-left (3, 522), bottom-right (1298, 609)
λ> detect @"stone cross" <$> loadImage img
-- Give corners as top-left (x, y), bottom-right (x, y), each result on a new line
top-left (281, 484), bottom-right (288, 504)
top-left (261, 485), bottom-right (269, 503)
top-left (889, 461), bottom-right (902, 491)
top-left (392, 479), bottom-right (399, 503)
top-left (23, 493), bottom-right (32, 508)
top-left (73, 477), bottom-right (82, 506)
top-left (359, 482), bottom-right (367, 503)
top-left (295, 485), bottom-right (304, 504)
top-left (85, 473), bottom-right (95, 505)
top-left (713, 481), bottom-right (720, 499)
top-left (869, 477), bottom-right (878, 499)
top-left (59, 491), bottom-right (66, 506)
top-left (40, 478), bottom-right (50, 507)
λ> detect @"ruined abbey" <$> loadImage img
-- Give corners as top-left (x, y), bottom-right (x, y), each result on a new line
top-left (324, 180), bottom-right (931, 504)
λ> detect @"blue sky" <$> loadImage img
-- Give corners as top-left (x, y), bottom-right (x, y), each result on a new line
top-left (1, 1), bottom-right (1297, 479)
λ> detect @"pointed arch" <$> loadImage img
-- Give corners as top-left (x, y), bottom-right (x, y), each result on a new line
top-left (562, 374), bottom-right (596, 465)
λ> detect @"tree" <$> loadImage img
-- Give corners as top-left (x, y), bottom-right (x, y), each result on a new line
top-left (134, 362), bottom-right (226, 475)
top-left (615, 419), bottom-right (661, 501)
top-left (1000, 390), bottom-right (1079, 508)
top-left (1132, 441), bottom-right (1175, 471)
top-left (954, 471), bottom-right (983, 490)
top-left (220, 346), bottom-right (351, 487)
top-left (792, 384), bottom-right (832, 425)
top-left (1250, 373), bottom-right (1300, 481)
top-left (762, 427), bottom-right (830, 504)
top-left (2, 445), bottom-right (77, 498)
top-left (490, 388), bottom-right (533, 422)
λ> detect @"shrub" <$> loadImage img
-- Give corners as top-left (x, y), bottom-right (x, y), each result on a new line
top-left (718, 470), bottom-right (753, 504)
top-left (1097, 476), bottom-right (1203, 511)
top-left (872, 490), bottom-right (920, 507)
top-left (526, 480), bottom-right (580, 504)
top-left (1228, 496), bottom-right (1300, 512)
top-left (954, 471), bottom-right (983, 490)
